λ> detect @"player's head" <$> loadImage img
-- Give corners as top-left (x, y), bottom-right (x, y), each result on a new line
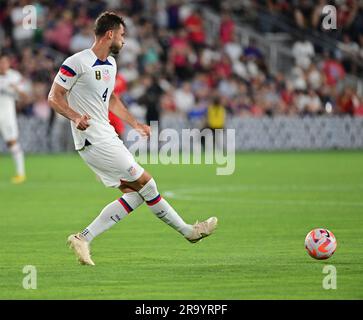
top-left (0, 53), bottom-right (10, 74)
top-left (94, 12), bottom-right (126, 55)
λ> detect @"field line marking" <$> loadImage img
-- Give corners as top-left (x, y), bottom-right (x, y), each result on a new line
top-left (164, 191), bottom-right (363, 208)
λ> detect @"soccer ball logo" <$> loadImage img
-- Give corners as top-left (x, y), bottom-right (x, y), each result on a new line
top-left (305, 228), bottom-right (337, 260)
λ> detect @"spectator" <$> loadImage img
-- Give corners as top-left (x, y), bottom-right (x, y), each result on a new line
top-left (160, 91), bottom-right (177, 112)
top-left (10, 0), bottom-right (35, 49)
top-left (294, 0), bottom-right (314, 29)
top-left (354, 96), bottom-right (363, 117)
top-left (167, 0), bottom-right (181, 30)
top-left (44, 11), bottom-right (74, 53)
top-left (184, 8), bottom-right (206, 50)
top-left (223, 33), bottom-right (242, 63)
top-left (280, 81), bottom-right (295, 113)
top-left (154, 3), bottom-right (168, 29)
top-left (168, 29), bottom-right (194, 80)
top-left (337, 0), bottom-right (358, 31)
top-left (69, 24), bottom-right (94, 53)
top-left (200, 42), bottom-right (221, 71)
top-left (292, 36), bottom-right (315, 70)
top-left (213, 53), bottom-right (232, 79)
top-left (1, 0), bottom-right (362, 122)
top-left (138, 76), bottom-right (163, 125)
top-left (337, 87), bottom-right (357, 115)
top-left (140, 34), bottom-right (162, 70)
top-left (118, 35), bottom-right (142, 65)
top-left (307, 63), bottom-right (323, 90)
top-left (188, 97), bottom-right (208, 129)
top-left (174, 82), bottom-right (195, 114)
top-left (233, 55), bottom-right (249, 81)
top-left (32, 82), bottom-right (51, 121)
top-left (295, 90), bottom-right (310, 114)
top-left (244, 38), bottom-right (263, 61)
top-left (321, 52), bottom-right (346, 87)
top-left (207, 96), bottom-right (226, 149)
top-left (73, 7), bottom-right (93, 29)
top-left (305, 89), bottom-right (323, 115)
top-left (261, 81), bottom-right (280, 116)
top-left (220, 10), bottom-right (235, 45)
top-left (290, 65), bottom-right (307, 91)
top-left (311, 0), bottom-right (328, 29)
top-left (218, 76), bottom-right (239, 99)
top-left (119, 62), bottom-right (139, 83)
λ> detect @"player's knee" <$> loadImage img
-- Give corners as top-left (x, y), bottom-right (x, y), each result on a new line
top-left (122, 171), bottom-right (154, 191)
top-left (119, 185), bottom-right (135, 194)
top-left (140, 171), bottom-right (152, 184)
top-left (135, 171), bottom-right (153, 189)
top-left (137, 177), bottom-right (159, 200)
top-left (6, 140), bottom-right (17, 148)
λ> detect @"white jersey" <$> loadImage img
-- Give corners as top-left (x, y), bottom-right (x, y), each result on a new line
top-left (54, 49), bottom-right (118, 150)
top-left (0, 69), bottom-right (23, 141)
top-left (0, 69), bottom-right (22, 115)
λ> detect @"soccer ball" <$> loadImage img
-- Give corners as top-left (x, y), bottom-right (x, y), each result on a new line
top-left (305, 228), bottom-right (337, 260)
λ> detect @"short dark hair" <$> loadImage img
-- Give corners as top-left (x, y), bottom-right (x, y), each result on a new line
top-left (94, 12), bottom-right (125, 37)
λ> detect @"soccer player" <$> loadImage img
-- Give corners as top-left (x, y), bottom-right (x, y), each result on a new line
top-left (48, 12), bottom-right (217, 266)
top-left (0, 53), bottom-right (27, 184)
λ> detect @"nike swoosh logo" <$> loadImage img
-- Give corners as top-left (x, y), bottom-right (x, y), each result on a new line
top-left (59, 76), bottom-right (67, 82)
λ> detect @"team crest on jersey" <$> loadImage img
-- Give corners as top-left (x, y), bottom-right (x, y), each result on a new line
top-left (95, 70), bottom-right (101, 80)
top-left (102, 69), bottom-right (111, 82)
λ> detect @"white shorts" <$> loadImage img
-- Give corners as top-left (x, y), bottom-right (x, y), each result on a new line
top-left (0, 107), bottom-right (18, 142)
top-left (78, 136), bottom-right (144, 188)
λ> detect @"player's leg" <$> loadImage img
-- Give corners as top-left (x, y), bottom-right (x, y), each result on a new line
top-left (80, 184), bottom-right (144, 243)
top-left (123, 171), bottom-right (218, 243)
top-left (68, 185), bottom-right (144, 266)
top-left (2, 109), bottom-right (26, 183)
top-left (7, 139), bottom-right (26, 184)
top-left (68, 139), bottom-right (145, 265)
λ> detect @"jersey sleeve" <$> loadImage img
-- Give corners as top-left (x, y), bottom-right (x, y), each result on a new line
top-left (54, 55), bottom-right (82, 90)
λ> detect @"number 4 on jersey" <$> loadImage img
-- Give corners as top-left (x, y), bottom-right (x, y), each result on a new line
top-left (102, 88), bottom-right (108, 102)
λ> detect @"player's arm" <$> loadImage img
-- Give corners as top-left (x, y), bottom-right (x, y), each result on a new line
top-left (48, 82), bottom-right (90, 131)
top-left (109, 92), bottom-right (150, 137)
top-left (10, 84), bottom-right (28, 102)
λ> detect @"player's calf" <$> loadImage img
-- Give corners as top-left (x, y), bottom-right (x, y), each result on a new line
top-left (7, 140), bottom-right (26, 183)
top-left (81, 191), bottom-right (144, 243)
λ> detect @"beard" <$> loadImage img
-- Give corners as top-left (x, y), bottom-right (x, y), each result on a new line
top-left (110, 42), bottom-right (123, 55)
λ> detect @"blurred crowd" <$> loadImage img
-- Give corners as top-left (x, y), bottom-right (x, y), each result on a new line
top-left (256, 1), bottom-right (363, 72)
top-left (0, 0), bottom-right (362, 130)
top-left (258, 0), bottom-right (363, 38)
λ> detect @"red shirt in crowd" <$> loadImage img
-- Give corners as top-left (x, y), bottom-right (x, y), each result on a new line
top-left (169, 34), bottom-right (190, 67)
top-left (322, 59), bottom-right (345, 87)
top-left (184, 13), bottom-right (205, 44)
top-left (220, 17), bottom-right (235, 45)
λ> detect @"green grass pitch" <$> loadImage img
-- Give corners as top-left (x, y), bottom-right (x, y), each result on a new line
top-left (0, 151), bottom-right (362, 299)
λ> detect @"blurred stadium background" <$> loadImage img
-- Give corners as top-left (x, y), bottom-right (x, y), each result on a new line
top-left (1, 0), bottom-right (363, 153)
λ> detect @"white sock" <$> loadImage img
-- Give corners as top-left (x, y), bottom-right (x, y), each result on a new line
top-left (81, 191), bottom-right (144, 242)
top-left (9, 143), bottom-right (25, 176)
top-left (138, 179), bottom-right (193, 237)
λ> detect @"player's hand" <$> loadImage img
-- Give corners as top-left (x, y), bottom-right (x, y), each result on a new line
top-left (75, 114), bottom-right (91, 131)
top-left (135, 123), bottom-right (151, 137)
